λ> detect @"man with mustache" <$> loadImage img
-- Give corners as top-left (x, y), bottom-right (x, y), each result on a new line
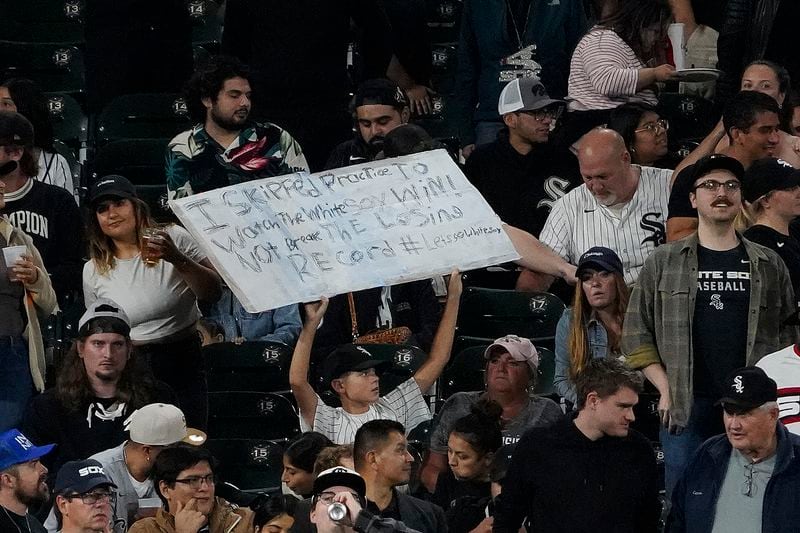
top-left (166, 54), bottom-right (309, 201)
top-left (325, 79), bottom-right (411, 170)
top-left (622, 154), bottom-right (799, 498)
top-left (0, 429), bottom-right (54, 533)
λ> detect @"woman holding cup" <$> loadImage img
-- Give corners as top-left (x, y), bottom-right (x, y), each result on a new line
top-left (83, 174), bottom-right (221, 428)
top-left (0, 177), bottom-right (56, 431)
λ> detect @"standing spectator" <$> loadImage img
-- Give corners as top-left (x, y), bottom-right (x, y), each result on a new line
top-left (282, 432), bottom-right (334, 499)
top-left (23, 299), bottom-right (175, 482)
top-left (563, 0), bottom-right (678, 146)
top-left (431, 401), bottom-right (501, 533)
top-left (623, 154), bottom-right (799, 497)
top-left (420, 335), bottom-right (562, 493)
top-left (454, 0), bottom-right (587, 155)
top-left (492, 358), bottom-right (660, 533)
top-left (0, 429), bottom-right (54, 533)
top-left (0, 178), bottom-right (56, 431)
top-left (83, 175), bottom-right (220, 429)
top-left (0, 111), bottom-right (83, 305)
top-left (607, 103), bottom-right (677, 168)
top-left (554, 247), bottom-right (629, 406)
top-left (222, 1), bottom-right (394, 171)
top-left (667, 367), bottom-right (800, 532)
top-left (742, 158), bottom-right (800, 313)
top-left (0, 79), bottom-right (77, 202)
top-left (51, 459), bottom-right (117, 533)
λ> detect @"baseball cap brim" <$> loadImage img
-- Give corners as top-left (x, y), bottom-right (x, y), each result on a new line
top-left (69, 478), bottom-right (118, 495)
top-left (183, 428), bottom-right (207, 446)
top-left (0, 443), bottom-right (55, 471)
top-left (519, 99), bottom-right (565, 112)
top-left (576, 259), bottom-right (620, 277)
top-left (715, 397), bottom-right (761, 411)
top-left (484, 342), bottom-right (538, 371)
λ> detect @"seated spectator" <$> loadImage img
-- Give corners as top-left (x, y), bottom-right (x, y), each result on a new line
top-left (290, 272), bottom-right (462, 445)
top-left (667, 91), bottom-right (783, 241)
top-left (421, 335), bottom-right (562, 493)
top-left (554, 247), bottom-right (629, 405)
top-left (52, 459), bottom-right (117, 533)
top-left (129, 444), bottom-right (254, 533)
top-left (0, 110), bottom-right (83, 305)
top-left (283, 432), bottom-right (334, 499)
top-left (608, 103), bottom-right (678, 168)
top-left (0, 183), bottom-right (56, 432)
top-left (0, 79), bottom-right (77, 202)
top-left (325, 79), bottom-right (411, 169)
top-left (255, 494), bottom-right (297, 533)
top-left (0, 429), bottom-right (54, 532)
top-left (464, 77), bottom-right (581, 239)
top-left (22, 299), bottom-right (175, 483)
top-left (43, 403), bottom-right (205, 532)
top-left (83, 175), bottom-right (221, 429)
top-left (354, 421), bottom-right (446, 532)
top-left (563, 0), bottom-right (678, 145)
top-left (311, 279), bottom-right (442, 361)
top-left (791, 91), bottom-right (800, 136)
top-left (203, 289), bottom-right (301, 346)
top-left (166, 55), bottom-right (308, 201)
top-left (431, 401), bottom-right (502, 533)
top-left (742, 159), bottom-right (800, 313)
top-left (290, 444), bottom-right (354, 533)
top-left (197, 317), bottom-right (224, 346)
top-left (493, 359), bottom-right (660, 532)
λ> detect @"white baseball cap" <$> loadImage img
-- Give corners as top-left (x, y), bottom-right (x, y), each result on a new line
top-left (125, 403), bottom-right (206, 446)
top-left (498, 77), bottom-right (565, 116)
top-left (78, 298), bottom-right (131, 335)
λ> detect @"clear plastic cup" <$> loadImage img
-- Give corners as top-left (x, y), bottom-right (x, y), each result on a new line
top-left (2, 245), bottom-right (27, 282)
top-left (140, 228), bottom-right (162, 266)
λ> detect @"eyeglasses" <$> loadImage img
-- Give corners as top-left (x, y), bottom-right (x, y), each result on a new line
top-left (518, 106), bottom-right (563, 121)
top-left (693, 179), bottom-right (741, 192)
top-left (66, 490), bottom-right (116, 505)
top-left (315, 491), bottom-right (362, 505)
top-left (634, 119), bottom-right (669, 134)
top-left (174, 473), bottom-right (216, 489)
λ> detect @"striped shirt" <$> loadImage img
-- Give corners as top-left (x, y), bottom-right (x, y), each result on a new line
top-left (539, 165), bottom-right (672, 284)
top-left (301, 377), bottom-right (432, 445)
top-left (567, 27), bottom-right (658, 112)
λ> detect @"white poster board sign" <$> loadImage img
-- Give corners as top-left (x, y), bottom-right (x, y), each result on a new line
top-left (170, 149), bottom-right (519, 312)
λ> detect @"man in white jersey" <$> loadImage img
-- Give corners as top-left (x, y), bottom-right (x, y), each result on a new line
top-left (289, 272), bottom-right (462, 444)
top-left (538, 127), bottom-right (672, 285)
top-left (757, 343), bottom-right (800, 435)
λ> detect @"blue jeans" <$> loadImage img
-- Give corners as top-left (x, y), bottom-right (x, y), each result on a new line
top-left (0, 336), bottom-right (33, 432)
top-left (660, 396), bottom-right (724, 500)
top-left (474, 121), bottom-right (505, 146)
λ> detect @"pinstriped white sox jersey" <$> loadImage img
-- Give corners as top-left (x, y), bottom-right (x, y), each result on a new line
top-left (539, 165), bottom-right (672, 284)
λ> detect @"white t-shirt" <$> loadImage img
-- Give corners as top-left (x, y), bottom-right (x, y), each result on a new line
top-left (757, 344), bottom-right (800, 435)
top-left (539, 165), bottom-right (672, 284)
top-left (36, 150), bottom-right (78, 204)
top-left (302, 377), bottom-right (432, 444)
top-left (82, 225), bottom-right (206, 342)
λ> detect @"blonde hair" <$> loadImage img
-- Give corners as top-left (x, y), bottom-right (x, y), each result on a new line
top-left (567, 272), bottom-right (629, 382)
top-left (86, 197), bottom-right (156, 275)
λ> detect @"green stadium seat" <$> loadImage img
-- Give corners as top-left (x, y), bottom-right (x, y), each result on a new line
top-left (208, 391), bottom-right (300, 440)
top-left (430, 44), bottom-right (457, 96)
top-left (354, 344), bottom-right (428, 396)
top-left (47, 93), bottom-right (88, 149)
top-left (0, 0), bottom-right (85, 44)
top-left (95, 93), bottom-right (192, 145)
top-left (425, 0), bottom-right (462, 45)
top-left (0, 43), bottom-right (85, 94)
top-left (205, 439), bottom-right (285, 492)
top-left (203, 341), bottom-right (292, 393)
top-left (188, 0), bottom-right (223, 49)
top-left (413, 94), bottom-right (459, 138)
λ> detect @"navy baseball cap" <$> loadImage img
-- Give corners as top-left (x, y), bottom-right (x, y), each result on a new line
top-left (322, 344), bottom-right (392, 387)
top-left (689, 154), bottom-right (745, 188)
top-left (0, 429), bottom-right (55, 471)
top-left (54, 459), bottom-right (117, 495)
top-left (576, 246), bottom-right (624, 277)
top-left (742, 158), bottom-right (800, 203)
top-left (89, 174), bottom-right (137, 205)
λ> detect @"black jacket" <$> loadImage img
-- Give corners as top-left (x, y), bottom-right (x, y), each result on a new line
top-left (493, 417), bottom-right (660, 533)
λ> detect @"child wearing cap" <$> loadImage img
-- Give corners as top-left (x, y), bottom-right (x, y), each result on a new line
top-left (289, 272), bottom-right (462, 444)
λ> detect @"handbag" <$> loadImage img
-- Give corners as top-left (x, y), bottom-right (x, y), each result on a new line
top-left (348, 292), bottom-right (412, 345)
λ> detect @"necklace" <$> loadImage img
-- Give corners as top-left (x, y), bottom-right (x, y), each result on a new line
top-left (504, 0), bottom-right (534, 50)
top-left (1, 505), bottom-right (31, 533)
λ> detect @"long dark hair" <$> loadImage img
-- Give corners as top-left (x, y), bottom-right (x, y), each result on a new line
top-left (1, 78), bottom-right (55, 151)
top-left (449, 399), bottom-right (503, 458)
top-left (608, 103), bottom-right (659, 159)
top-left (597, 0), bottom-right (671, 62)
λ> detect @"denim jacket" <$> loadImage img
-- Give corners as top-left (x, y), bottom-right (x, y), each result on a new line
top-left (554, 308), bottom-right (613, 405)
top-left (205, 287), bottom-right (302, 346)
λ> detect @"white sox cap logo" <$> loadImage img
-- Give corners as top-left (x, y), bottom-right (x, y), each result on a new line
top-left (733, 375), bottom-right (744, 394)
top-left (78, 466), bottom-right (105, 477)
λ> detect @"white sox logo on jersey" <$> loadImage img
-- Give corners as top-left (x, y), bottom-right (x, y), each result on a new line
top-left (536, 176), bottom-right (571, 211)
top-left (640, 212), bottom-right (665, 246)
top-left (777, 387), bottom-right (800, 426)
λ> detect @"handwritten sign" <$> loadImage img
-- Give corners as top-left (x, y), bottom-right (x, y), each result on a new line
top-left (170, 150), bottom-right (519, 312)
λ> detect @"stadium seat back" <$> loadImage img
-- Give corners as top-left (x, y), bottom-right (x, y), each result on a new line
top-left (47, 93), bottom-right (88, 148)
top-left (439, 345), bottom-right (486, 399)
top-left (208, 391), bottom-right (300, 440)
top-left (354, 343), bottom-right (427, 396)
top-left (96, 93), bottom-right (192, 145)
top-left (188, 0), bottom-right (223, 48)
top-left (457, 287), bottom-right (566, 341)
top-left (0, 0), bottom-right (85, 44)
top-left (425, 0), bottom-right (463, 44)
top-left (0, 43), bottom-right (85, 94)
top-left (205, 439), bottom-right (285, 492)
top-left (204, 341), bottom-right (292, 393)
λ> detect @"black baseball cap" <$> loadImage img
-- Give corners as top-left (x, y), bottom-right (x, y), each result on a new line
top-left (717, 366), bottom-right (777, 412)
top-left (352, 79), bottom-right (408, 110)
top-left (89, 174), bottom-right (137, 205)
top-left (0, 111), bottom-right (34, 147)
top-left (689, 154), bottom-right (745, 188)
top-left (742, 157), bottom-right (800, 203)
top-left (313, 467), bottom-right (366, 500)
top-left (54, 459), bottom-right (117, 495)
top-left (322, 344), bottom-right (392, 387)
top-left (576, 246), bottom-right (624, 277)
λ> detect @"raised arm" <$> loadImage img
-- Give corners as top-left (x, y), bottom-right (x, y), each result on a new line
top-left (413, 271), bottom-right (462, 393)
top-left (289, 298), bottom-right (328, 428)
